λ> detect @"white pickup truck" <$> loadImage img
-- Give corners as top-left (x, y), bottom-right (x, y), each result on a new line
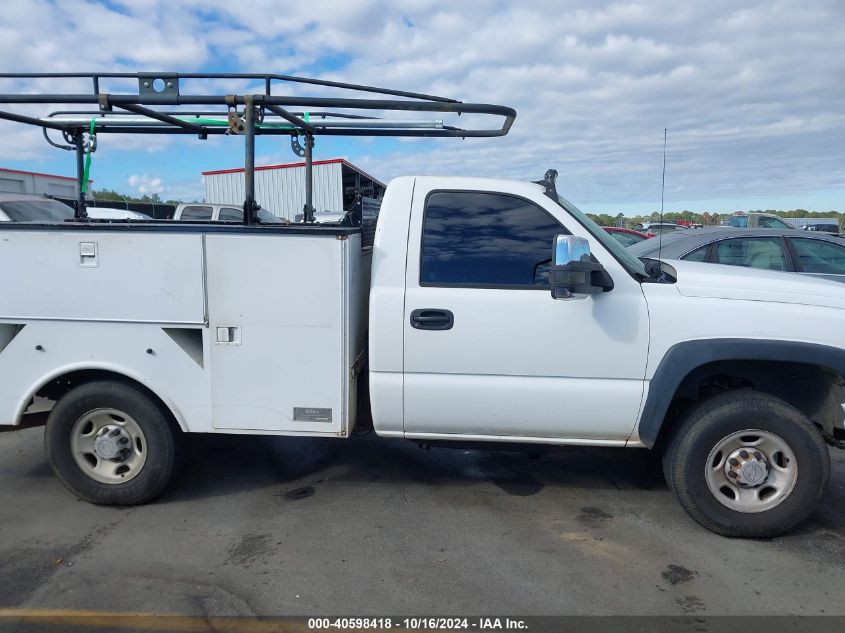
top-left (1, 170), bottom-right (843, 538)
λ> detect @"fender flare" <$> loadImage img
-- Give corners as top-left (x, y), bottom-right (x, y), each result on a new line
top-left (638, 338), bottom-right (845, 448)
top-left (14, 362), bottom-right (189, 432)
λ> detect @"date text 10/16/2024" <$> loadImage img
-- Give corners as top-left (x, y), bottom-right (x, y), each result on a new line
top-left (308, 618), bottom-right (528, 630)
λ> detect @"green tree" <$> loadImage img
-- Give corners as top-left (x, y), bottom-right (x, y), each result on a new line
top-left (91, 188), bottom-right (185, 206)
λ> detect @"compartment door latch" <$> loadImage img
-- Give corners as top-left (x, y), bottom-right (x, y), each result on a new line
top-left (215, 326), bottom-right (241, 345)
top-left (79, 241), bottom-right (98, 267)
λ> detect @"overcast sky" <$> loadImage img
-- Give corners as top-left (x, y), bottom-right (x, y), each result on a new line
top-left (0, 0), bottom-right (843, 214)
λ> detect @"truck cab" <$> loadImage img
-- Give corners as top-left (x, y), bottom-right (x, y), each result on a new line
top-left (728, 212), bottom-right (792, 229)
top-left (369, 177), bottom-right (649, 445)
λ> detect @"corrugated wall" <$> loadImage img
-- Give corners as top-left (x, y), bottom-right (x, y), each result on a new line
top-left (0, 171), bottom-right (91, 199)
top-left (779, 217), bottom-right (839, 229)
top-left (204, 162), bottom-right (344, 221)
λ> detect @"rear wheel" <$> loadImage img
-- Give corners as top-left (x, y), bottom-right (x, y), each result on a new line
top-left (45, 380), bottom-right (180, 505)
top-left (663, 390), bottom-right (830, 537)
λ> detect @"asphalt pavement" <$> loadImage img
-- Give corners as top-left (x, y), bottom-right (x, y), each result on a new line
top-left (1, 426), bottom-right (843, 618)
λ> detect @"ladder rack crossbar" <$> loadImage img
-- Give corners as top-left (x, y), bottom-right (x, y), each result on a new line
top-left (0, 72), bottom-right (516, 223)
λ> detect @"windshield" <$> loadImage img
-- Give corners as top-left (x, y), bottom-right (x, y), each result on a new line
top-left (257, 208), bottom-right (283, 223)
top-left (0, 199), bottom-right (74, 222)
top-left (555, 195), bottom-right (648, 278)
top-left (758, 216), bottom-right (791, 229)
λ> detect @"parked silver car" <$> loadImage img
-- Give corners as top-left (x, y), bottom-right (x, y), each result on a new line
top-left (0, 192), bottom-right (74, 222)
top-left (0, 194), bottom-right (155, 222)
top-left (629, 227), bottom-right (845, 283)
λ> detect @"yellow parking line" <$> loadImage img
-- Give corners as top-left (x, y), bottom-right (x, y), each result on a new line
top-left (0, 609), bottom-right (311, 632)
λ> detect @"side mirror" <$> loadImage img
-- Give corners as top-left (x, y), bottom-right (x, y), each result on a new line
top-left (550, 235), bottom-right (613, 299)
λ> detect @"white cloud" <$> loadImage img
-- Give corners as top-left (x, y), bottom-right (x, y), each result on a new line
top-left (125, 173), bottom-right (204, 200)
top-left (127, 173), bottom-right (162, 194)
top-left (0, 0), bottom-right (843, 209)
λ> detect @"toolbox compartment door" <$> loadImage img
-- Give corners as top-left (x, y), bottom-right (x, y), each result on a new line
top-left (0, 230), bottom-right (205, 324)
top-left (205, 234), bottom-right (347, 434)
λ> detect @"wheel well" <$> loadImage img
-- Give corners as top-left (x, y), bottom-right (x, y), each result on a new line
top-left (656, 360), bottom-right (844, 447)
top-left (30, 369), bottom-right (183, 432)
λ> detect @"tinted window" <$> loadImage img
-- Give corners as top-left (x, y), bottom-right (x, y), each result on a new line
top-left (608, 231), bottom-right (646, 247)
top-left (0, 199), bottom-right (74, 222)
top-left (804, 224), bottom-right (838, 232)
top-left (421, 191), bottom-right (563, 287)
top-left (790, 238), bottom-right (845, 274)
top-left (361, 196), bottom-right (381, 248)
top-left (683, 245), bottom-right (708, 262)
top-left (179, 205), bottom-right (213, 220)
top-left (649, 224), bottom-right (679, 235)
top-left (257, 208), bottom-right (282, 223)
top-left (728, 215), bottom-right (748, 228)
top-left (218, 207), bottom-right (244, 222)
top-left (713, 237), bottom-right (786, 271)
top-left (757, 215), bottom-right (791, 229)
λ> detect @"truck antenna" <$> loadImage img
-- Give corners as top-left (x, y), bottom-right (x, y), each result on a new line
top-left (657, 128), bottom-right (668, 271)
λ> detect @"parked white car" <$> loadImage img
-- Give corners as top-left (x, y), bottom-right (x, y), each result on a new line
top-left (294, 211), bottom-right (345, 223)
top-left (173, 202), bottom-right (281, 223)
top-left (86, 207), bottom-right (152, 220)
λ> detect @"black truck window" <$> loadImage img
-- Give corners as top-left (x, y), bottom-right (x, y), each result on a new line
top-left (421, 191), bottom-right (564, 288)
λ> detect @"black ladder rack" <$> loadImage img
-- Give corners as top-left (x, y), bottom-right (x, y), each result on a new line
top-left (0, 72), bottom-right (516, 222)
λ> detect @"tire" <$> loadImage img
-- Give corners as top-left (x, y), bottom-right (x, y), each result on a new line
top-left (44, 380), bottom-right (181, 505)
top-left (663, 390), bottom-right (830, 537)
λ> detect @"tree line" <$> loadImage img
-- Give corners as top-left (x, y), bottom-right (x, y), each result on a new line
top-left (90, 187), bottom-right (841, 228)
top-left (90, 188), bottom-right (182, 206)
top-left (586, 209), bottom-right (844, 227)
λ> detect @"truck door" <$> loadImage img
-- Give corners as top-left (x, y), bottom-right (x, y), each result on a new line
top-left (402, 184), bottom-right (650, 443)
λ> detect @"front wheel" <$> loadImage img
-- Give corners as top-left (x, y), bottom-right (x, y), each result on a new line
top-left (663, 390), bottom-right (830, 537)
top-left (45, 380), bottom-right (180, 505)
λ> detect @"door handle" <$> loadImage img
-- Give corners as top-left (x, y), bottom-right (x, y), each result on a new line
top-left (410, 309), bottom-right (454, 330)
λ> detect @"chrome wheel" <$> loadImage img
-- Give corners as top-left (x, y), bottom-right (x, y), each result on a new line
top-left (69, 408), bottom-right (148, 484)
top-left (705, 429), bottom-right (798, 513)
